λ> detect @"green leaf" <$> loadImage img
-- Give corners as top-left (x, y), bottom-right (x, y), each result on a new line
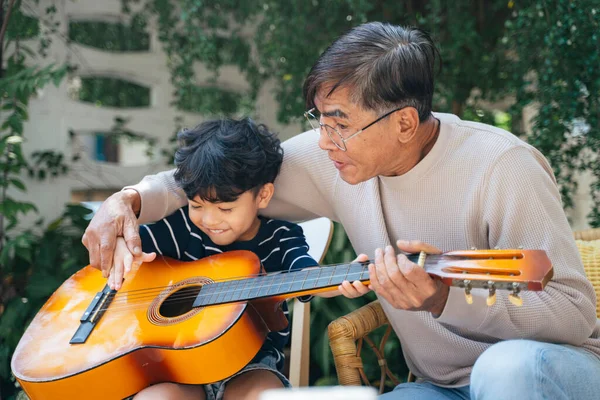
top-left (9, 178), bottom-right (26, 191)
top-left (25, 272), bottom-right (62, 300)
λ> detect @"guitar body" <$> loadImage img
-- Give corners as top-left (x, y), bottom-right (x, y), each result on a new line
top-left (11, 246), bottom-right (554, 400)
top-left (11, 251), bottom-right (285, 400)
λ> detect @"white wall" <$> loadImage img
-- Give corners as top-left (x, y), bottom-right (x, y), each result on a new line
top-left (11, 0), bottom-right (302, 229)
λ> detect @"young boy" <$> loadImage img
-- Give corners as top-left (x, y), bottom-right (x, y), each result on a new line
top-left (110, 118), bottom-right (323, 400)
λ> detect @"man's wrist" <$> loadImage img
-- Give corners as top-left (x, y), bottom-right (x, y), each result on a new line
top-left (430, 284), bottom-right (450, 317)
top-left (121, 188), bottom-right (141, 217)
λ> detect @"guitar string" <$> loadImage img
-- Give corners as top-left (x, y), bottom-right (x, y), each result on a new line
top-left (99, 253), bottom-right (440, 306)
top-left (105, 254), bottom-right (449, 301)
top-left (96, 266), bottom-right (375, 314)
top-left (95, 257), bottom-right (520, 314)
top-left (91, 254), bottom-right (513, 314)
top-left (102, 261), bottom-right (371, 304)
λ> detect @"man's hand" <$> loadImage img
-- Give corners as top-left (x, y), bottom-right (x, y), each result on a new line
top-left (368, 240), bottom-right (449, 316)
top-left (318, 254), bottom-right (372, 298)
top-left (82, 189), bottom-right (142, 278)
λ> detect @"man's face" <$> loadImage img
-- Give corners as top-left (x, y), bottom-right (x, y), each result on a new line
top-left (313, 87), bottom-right (403, 185)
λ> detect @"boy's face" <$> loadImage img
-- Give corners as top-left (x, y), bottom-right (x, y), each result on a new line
top-left (187, 184), bottom-right (274, 246)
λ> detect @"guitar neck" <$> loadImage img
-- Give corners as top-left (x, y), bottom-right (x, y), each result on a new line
top-left (192, 254), bottom-right (426, 308)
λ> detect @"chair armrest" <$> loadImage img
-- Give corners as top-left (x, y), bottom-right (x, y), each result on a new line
top-left (574, 235), bottom-right (600, 318)
top-left (574, 228), bottom-right (600, 241)
top-left (328, 300), bottom-right (399, 392)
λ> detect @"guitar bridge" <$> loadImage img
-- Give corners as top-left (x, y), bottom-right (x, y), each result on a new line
top-left (69, 284), bottom-right (116, 344)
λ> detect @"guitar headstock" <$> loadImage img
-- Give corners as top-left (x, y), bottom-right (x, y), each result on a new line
top-left (426, 249), bottom-right (553, 307)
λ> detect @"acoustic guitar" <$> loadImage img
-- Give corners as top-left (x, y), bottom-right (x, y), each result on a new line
top-left (11, 249), bottom-right (552, 399)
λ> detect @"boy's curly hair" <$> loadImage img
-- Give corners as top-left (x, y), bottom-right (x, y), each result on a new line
top-left (173, 117), bottom-right (284, 202)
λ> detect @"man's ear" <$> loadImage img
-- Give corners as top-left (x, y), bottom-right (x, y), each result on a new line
top-left (257, 183), bottom-right (275, 209)
top-left (395, 107), bottom-right (420, 144)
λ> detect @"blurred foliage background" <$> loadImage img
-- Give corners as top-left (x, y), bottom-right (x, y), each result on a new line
top-left (1, 0), bottom-right (599, 398)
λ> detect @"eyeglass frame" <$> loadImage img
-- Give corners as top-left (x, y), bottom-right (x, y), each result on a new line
top-left (303, 107), bottom-right (403, 151)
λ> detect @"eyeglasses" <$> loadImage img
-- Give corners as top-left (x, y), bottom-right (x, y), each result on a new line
top-left (303, 107), bottom-right (402, 151)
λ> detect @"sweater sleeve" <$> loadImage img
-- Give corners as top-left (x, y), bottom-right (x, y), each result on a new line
top-left (139, 208), bottom-right (193, 260)
top-left (262, 131), bottom-right (340, 222)
top-left (436, 145), bottom-right (597, 345)
top-left (126, 131), bottom-right (338, 225)
top-left (125, 169), bottom-right (188, 225)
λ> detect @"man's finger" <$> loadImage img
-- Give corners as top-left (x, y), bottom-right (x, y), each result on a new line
top-left (123, 218), bottom-right (142, 257)
top-left (89, 242), bottom-right (101, 272)
top-left (374, 247), bottom-right (392, 286)
top-left (396, 239), bottom-right (442, 255)
top-left (368, 263), bottom-right (382, 292)
top-left (100, 229), bottom-right (117, 278)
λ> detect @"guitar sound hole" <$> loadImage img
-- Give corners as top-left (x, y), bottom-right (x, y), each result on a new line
top-left (159, 285), bottom-right (202, 317)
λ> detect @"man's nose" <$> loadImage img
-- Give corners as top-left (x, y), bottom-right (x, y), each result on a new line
top-left (317, 127), bottom-right (338, 152)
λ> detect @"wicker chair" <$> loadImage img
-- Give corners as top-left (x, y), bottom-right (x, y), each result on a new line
top-left (328, 228), bottom-right (600, 393)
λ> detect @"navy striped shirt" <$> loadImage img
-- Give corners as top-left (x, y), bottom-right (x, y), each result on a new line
top-left (139, 206), bottom-right (318, 369)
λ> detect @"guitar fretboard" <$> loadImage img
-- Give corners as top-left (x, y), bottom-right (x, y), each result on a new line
top-left (192, 261), bottom-right (372, 307)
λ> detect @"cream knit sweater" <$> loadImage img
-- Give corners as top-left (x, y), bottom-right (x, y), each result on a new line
top-left (129, 112), bottom-right (600, 387)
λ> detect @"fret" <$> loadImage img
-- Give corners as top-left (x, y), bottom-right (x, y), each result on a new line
top-left (327, 265), bottom-right (337, 285)
top-left (289, 270), bottom-right (309, 293)
top-left (214, 280), bottom-right (229, 305)
top-left (346, 263), bottom-right (366, 282)
top-left (233, 278), bottom-right (249, 302)
top-left (276, 271), bottom-right (285, 294)
top-left (279, 272), bottom-right (294, 294)
top-left (267, 274), bottom-right (281, 296)
top-left (359, 263), bottom-right (368, 280)
top-left (257, 275), bottom-right (271, 298)
top-left (247, 277), bottom-right (261, 299)
top-left (313, 267), bottom-right (323, 288)
top-left (197, 283), bottom-right (213, 307)
top-left (303, 268), bottom-right (321, 290)
top-left (207, 281), bottom-right (220, 306)
top-left (315, 266), bottom-right (333, 287)
top-left (224, 279), bottom-right (238, 303)
top-left (300, 269), bottom-right (310, 290)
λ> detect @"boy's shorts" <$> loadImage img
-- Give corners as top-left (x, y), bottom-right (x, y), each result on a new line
top-left (204, 347), bottom-right (291, 400)
top-left (125, 347), bottom-right (290, 400)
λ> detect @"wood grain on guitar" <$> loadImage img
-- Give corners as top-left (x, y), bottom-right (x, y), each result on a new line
top-left (11, 249), bottom-right (552, 399)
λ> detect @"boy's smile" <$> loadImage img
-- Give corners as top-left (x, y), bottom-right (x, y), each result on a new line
top-left (188, 185), bottom-right (274, 246)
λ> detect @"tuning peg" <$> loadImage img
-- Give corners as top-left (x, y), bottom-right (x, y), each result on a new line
top-left (463, 279), bottom-right (473, 304)
top-left (509, 282), bottom-right (523, 306)
top-left (486, 281), bottom-right (496, 306)
top-left (417, 251), bottom-right (427, 267)
top-left (509, 293), bottom-right (523, 306)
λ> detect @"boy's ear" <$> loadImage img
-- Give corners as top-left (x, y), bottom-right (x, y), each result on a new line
top-left (257, 183), bottom-right (275, 209)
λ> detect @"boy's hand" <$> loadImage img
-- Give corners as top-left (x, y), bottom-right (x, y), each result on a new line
top-left (319, 254), bottom-right (372, 298)
top-left (107, 238), bottom-right (156, 290)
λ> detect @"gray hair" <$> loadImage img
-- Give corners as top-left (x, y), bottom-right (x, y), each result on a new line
top-left (303, 22), bottom-right (440, 121)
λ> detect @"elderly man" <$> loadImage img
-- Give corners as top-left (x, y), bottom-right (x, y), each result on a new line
top-left (84, 22), bottom-right (600, 399)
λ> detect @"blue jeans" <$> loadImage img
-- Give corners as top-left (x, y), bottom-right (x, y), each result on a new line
top-left (380, 340), bottom-right (600, 399)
